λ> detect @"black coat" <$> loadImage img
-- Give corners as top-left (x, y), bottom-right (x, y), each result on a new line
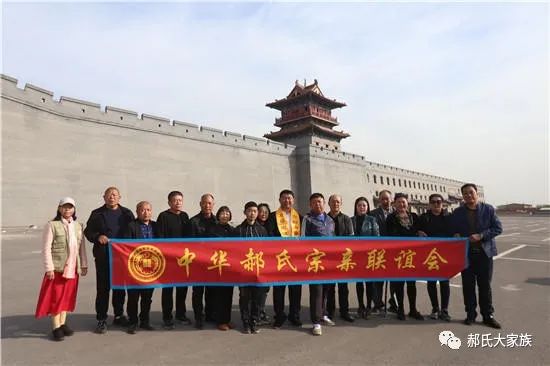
top-left (369, 207), bottom-right (391, 236)
top-left (386, 211), bottom-right (419, 237)
top-left (328, 212), bottom-right (354, 236)
top-left (236, 220), bottom-right (268, 238)
top-left (123, 220), bottom-right (158, 239)
top-left (156, 209), bottom-right (191, 238)
top-left (207, 223), bottom-right (237, 238)
top-left (265, 210), bottom-right (303, 237)
top-left (417, 211), bottom-right (452, 237)
top-left (190, 212), bottom-right (217, 238)
top-left (84, 204), bottom-right (135, 259)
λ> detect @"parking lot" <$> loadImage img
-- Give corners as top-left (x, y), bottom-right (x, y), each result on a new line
top-left (2, 215), bottom-right (549, 365)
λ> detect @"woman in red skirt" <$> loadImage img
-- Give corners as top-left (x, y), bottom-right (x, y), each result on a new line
top-left (35, 197), bottom-right (88, 341)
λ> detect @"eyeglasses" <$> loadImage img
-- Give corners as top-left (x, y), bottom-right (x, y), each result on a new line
top-left (430, 200), bottom-right (442, 204)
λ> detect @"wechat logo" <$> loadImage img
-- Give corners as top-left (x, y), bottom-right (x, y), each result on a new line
top-left (439, 330), bottom-right (462, 350)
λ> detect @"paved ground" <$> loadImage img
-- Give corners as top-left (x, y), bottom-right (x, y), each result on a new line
top-left (1, 215), bottom-right (549, 365)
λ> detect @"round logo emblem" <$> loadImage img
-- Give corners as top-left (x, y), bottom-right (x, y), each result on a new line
top-left (127, 245), bottom-right (165, 283)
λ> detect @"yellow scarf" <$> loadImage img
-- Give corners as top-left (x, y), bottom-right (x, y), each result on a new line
top-left (276, 208), bottom-right (301, 237)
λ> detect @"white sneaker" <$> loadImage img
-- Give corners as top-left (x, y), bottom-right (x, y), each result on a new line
top-left (312, 324), bottom-right (322, 336)
top-left (322, 315), bottom-right (336, 326)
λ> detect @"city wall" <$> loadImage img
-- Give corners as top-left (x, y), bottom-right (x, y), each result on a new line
top-left (1, 74), bottom-right (480, 227)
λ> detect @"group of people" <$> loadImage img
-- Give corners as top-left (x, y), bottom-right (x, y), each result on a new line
top-left (35, 183), bottom-right (503, 340)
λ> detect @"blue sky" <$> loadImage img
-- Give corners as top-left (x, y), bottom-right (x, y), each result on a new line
top-left (2, 2), bottom-right (548, 205)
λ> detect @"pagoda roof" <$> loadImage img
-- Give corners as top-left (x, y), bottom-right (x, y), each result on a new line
top-left (264, 122), bottom-right (350, 140)
top-left (266, 80), bottom-right (346, 110)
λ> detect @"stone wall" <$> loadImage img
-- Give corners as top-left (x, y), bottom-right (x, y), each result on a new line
top-left (1, 74), bottom-right (482, 227)
top-left (1, 75), bottom-right (296, 226)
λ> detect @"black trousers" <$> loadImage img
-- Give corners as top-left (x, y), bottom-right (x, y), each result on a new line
top-left (309, 284), bottom-right (323, 325)
top-left (373, 282), bottom-right (385, 308)
top-left (161, 286), bottom-right (188, 321)
top-left (127, 289), bottom-right (154, 325)
top-left (427, 281), bottom-right (450, 311)
top-left (211, 286), bottom-right (233, 325)
top-left (239, 286), bottom-right (261, 325)
top-left (192, 286), bottom-right (215, 320)
top-left (461, 251), bottom-right (494, 319)
top-left (390, 281), bottom-right (418, 314)
top-left (259, 287), bottom-right (269, 318)
top-left (273, 285), bottom-right (302, 323)
top-left (356, 282), bottom-right (382, 309)
top-left (323, 283), bottom-right (349, 317)
top-left (95, 256), bottom-right (125, 321)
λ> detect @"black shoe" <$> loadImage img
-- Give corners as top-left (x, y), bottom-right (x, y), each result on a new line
top-left (243, 324), bottom-right (252, 334)
top-left (463, 317), bottom-right (476, 325)
top-left (439, 310), bottom-right (451, 322)
top-left (357, 305), bottom-right (366, 318)
top-left (176, 315), bottom-right (192, 325)
top-left (272, 319), bottom-right (284, 329)
top-left (194, 318), bottom-right (204, 329)
top-left (483, 317), bottom-right (501, 329)
top-left (258, 313), bottom-right (271, 325)
top-left (139, 323), bottom-right (155, 331)
top-left (52, 327), bottom-right (65, 341)
top-left (113, 315), bottom-right (129, 327)
top-left (289, 318), bottom-right (302, 327)
top-left (397, 312), bottom-right (406, 321)
top-left (250, 323), bottom-right (261, 334)
top-left (341, 313), bottom-right (355, 323)
top-left (388, 298), bottom-right (398, 313)
top-left (408, 310), bottom-right (424, 320)
top-left (163, 320), bottom-right (175, 330)
top-left (60, 324), bottom-right (74, 336)
top-left (95, 320), bottom-right (107, 334)
top-left (127, 323), bottom-right (137, 334)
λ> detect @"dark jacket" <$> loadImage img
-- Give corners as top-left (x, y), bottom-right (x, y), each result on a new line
top-left (208, 223), bottom-right (237, 238)
top-left (237, 220), bottom-right (268, 238)
top-left (190, 212), bottom-right (217, 238)
top-left (351, 215), bottom-right (380, 236)
top-left (124, 220), bottom-right (158, 239)
top-left (417, 211), bottom-right (452, 237)
top-left (302, 212), bottom-right (335, 237)
top-left (328, 212), bottom-right (354, 236)
top-left (156, 209), bottom-right (191, 238)
top-left (84, 204), bottom-right (135, 258)
top-left (451, 202), bottom-right (502, 258)
top-left (265, 210), bottom-right (303, 237)
top-left (369, 207), bottom-right (393, 236)
top-left (386, 211), bottom-right (419, 237)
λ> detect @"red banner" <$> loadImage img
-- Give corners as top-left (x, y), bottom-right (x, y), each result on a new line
top-left (109, 237), bottom-right (468, 289)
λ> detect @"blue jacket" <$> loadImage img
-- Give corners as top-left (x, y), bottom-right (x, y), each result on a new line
top-left (451, 202), bottom-right (503, 258)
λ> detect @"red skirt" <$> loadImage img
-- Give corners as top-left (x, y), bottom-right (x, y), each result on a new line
top-left (35, 272), bottom-right (79, 318)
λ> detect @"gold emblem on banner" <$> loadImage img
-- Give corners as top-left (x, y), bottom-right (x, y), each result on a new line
top-left (128, 245), bottom-right (166, 283)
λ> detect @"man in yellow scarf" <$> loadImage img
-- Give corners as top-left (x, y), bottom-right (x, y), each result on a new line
top-left (266, 189), bottom-right (303, 328)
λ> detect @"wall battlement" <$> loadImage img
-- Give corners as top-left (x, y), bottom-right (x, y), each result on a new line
top-left (1, 74), bottom-right (295, 156)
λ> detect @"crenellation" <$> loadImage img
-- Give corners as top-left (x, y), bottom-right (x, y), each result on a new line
top-left (243, 135), bottom-right (265, 143)
top-left (105, 106), bottom-right (138, 118)
top-left (1, 74), bottom-right (18, 84)
top-left (24, 83), bottom-right (54, 97)
top-left (173, 120), bottom-right (198, 129)
top-left (59, 96), bottom-right (102, 116)
top-left (141, 113), bottom-right (171, 125)
top-left (200, 126), bottom-right (225, 140)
